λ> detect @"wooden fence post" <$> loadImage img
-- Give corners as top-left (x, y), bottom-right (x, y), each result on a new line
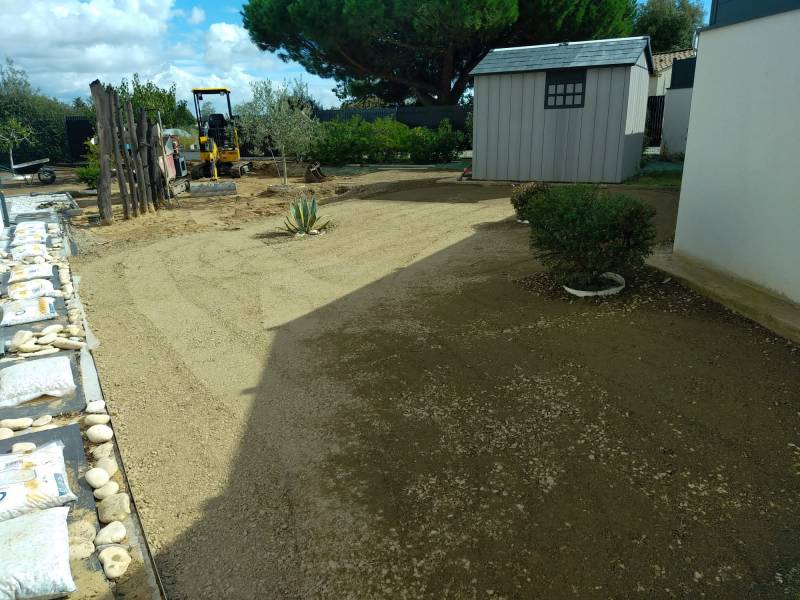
top-left (106, 85), bottom-right (131, 220)
top-left (125, 101), bottom-right (150, 214)
top-left (136, 108), bottom-right (154, 212)
top-left (118, 98), bottom-right (141, 217)
top-left (148, 121), bottom-right (166, 208)
top-left (89, 80), bottom-right (113, 225)
top-left (114, 89), bottom-right (140, 217)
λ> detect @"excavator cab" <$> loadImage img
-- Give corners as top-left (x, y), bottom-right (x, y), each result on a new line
top-left (192, 88), bottom-right (251, 179)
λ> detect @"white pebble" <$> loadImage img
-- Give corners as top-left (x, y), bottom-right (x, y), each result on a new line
top-left (95, 521), bottom-right (126, 545)
top-left (97, 493), bottom-right (130, 523)
top-left (85, 400), bottom-right (106, 414)
top-left (98, 546), bottom-right (132, 579)
top-left (85, 467), bottom-right (110, 489)
top-left (84, 414), bottom-right (111, 427)
top-left (0, 417), bottom-right (33, 431)
top-left (11, 442), bottom-right (36, 453)
top-left (0, 428), bottom-right (13, 440)
top-left (31, 414), bottom-right (52, 427)
top-left (90, 442), bottom-right (114, 460)
top-left (94, 480), bottom-right (119, 500)
top-left (86, 424), bottom-right (113, 443)
top-left (42, 324), bottom-right (64, 335)
top-left (38, 332), bottom-right (58, 345)
top-left (96, 456), bottom-right (118, 477)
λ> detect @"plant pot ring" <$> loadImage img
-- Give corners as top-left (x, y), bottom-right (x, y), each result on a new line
top-left (563, 272), bottom-right (626, 298)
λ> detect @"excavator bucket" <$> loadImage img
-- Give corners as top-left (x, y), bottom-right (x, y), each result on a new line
top-left (189, 181), bottom-right (237, 197)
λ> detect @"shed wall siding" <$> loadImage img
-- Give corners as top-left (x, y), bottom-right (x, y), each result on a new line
top-left (620, 53), bottom-right (650, 180)
top-left (473, 64), bottom-right (634, 183)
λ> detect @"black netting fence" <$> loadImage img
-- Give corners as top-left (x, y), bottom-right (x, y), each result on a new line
top-left (3, 114), bottom-right (92, 167)
top-left (315, 105), bottom-right (469, 130)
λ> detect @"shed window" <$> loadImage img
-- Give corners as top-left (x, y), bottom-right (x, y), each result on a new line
top-left (545, 70), bottom-right (586, 109)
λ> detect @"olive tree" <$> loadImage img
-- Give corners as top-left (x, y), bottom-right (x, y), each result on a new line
top-left (237, 79), bottom-right (320, 185)
top-left (0, 117), bottom-right (33, 168)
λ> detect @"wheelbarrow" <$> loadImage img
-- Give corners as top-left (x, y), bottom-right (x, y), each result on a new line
top-left (0, 157), bottom-right (57, 185)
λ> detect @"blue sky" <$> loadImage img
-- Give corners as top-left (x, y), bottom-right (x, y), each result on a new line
top-left (0, 0), bottom-right (712, 110)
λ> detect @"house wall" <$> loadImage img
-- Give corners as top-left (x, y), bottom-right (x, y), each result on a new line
top-left (473, 62), bottom-right (639, 183)
top-left (674, 9), bottom-right (800, 303)
top-left (661, 87), bottom-right (693, 156)
top-left (648, 66), bottom-right (671, 96)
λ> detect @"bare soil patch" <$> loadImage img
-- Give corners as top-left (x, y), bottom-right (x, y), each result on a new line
top-left (75, 182), bottom-right (800, 598)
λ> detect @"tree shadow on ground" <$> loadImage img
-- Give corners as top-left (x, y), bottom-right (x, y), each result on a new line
top-left (156, 195), bottom-right (800, 599)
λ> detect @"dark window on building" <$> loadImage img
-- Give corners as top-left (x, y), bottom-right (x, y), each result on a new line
top-left (545, 70), bottom-right (587, 109)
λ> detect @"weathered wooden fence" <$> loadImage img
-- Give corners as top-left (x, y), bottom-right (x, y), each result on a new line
top-left (89, 79), bottom-right (173, 225)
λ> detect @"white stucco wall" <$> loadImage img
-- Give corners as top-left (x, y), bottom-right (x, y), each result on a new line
top-left (660, 87), bottom-right (693, 156)
top-left (674, 9), bottom-right (800, 303)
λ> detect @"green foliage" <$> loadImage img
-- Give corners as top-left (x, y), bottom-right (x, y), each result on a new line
top-left (0, 58), bottom-right (75, 163)
top-left (284, 195), bottom-right (329, 234)
top-left (312, 117), bottom-right (463, 165)
top-left (634, 0), bottom-right (704, 52)
top-left (526, 185), bottom-right (656, 287)
top-left (0, 117), bottom-right (33, 152)
top-left (116, 74), bottom-right (195, 128)
top-left (411, 120), bottom-right (463, 163)
top-left (366, 117), bottom-right (413, 162)
top-left (199, 101), bottom-right (216, 121)
top-left (510, 181), bottom-right (550, 220)
top-left (463, 111), bottom-right (473, 149)
top-left (75, 140), bottom-right (100, 188)
top-left (243, 0), bottom-right (636, 106)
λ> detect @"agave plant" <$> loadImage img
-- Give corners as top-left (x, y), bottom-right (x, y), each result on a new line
top-left (283, 195), bottom-right (329, 234)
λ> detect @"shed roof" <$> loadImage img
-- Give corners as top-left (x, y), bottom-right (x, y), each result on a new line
top-left (470, 36), bottom-right (654, 77)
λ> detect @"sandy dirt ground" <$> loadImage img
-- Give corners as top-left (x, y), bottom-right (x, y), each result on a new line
top-left (73, 181), bottom-right (800, 599)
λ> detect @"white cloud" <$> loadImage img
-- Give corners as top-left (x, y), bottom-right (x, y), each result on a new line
top-left (188, 6), bottom-right (205, 25)
top-left (0, 1), bottom-right (339, 108)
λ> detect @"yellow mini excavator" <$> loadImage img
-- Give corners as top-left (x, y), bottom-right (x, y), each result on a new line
top-left (190, 87), bottom-right (251, 195)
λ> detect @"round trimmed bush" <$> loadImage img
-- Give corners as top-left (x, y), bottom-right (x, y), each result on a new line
top-left (510, 181), bottom-right (550, 220)
top-left (525, 185), bottom-right (656, 289)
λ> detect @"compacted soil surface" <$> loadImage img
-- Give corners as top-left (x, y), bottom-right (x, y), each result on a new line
top-left (75, 183), bottom-right (800, 599)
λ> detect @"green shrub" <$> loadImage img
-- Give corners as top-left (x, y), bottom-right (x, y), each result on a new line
top-left (75, 140), bottom-right (100, 188)
top-left (526, 185), bottom-right (656, 288)
top-left (313, 117), bottom-right (373, 165)
top-left (366, 117), bottom-right (412, 163)
top-left (510, 181), bottom-right (550, 220)
top-left (408, 120), bottom-right (463, 163)
top-left (311, 117), bottom-right (463, 165)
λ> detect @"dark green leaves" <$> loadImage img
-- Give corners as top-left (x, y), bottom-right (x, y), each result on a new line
top-left (525, 185), bottom-right (656, 286)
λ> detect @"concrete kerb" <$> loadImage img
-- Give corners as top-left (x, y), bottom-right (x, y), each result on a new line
top-left (649, 249), bottom-right (800, 345)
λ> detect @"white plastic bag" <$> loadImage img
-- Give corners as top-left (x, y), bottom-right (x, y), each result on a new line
top-left (7, 263), bottom-right (54, 284)
top-left (0, 506), bottom-right (77, 599)
top-left (0, 441), bottom-right (77, 522)
top-left (10, 244), bottom-right (51, 261)
top-left (10, 233), bottom-right (47, 247)
top-left (13, 221), bottom-right (47, 235)
top-left (6, 278), bottom-right (55, 300)
top-left (0, 297), bottom-right (57, 326)
top-left (0, 355), bottom-right (76, 408)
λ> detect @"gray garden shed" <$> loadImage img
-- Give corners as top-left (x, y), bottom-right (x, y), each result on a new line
top-left (470, 36), bottom-right (654, 183)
